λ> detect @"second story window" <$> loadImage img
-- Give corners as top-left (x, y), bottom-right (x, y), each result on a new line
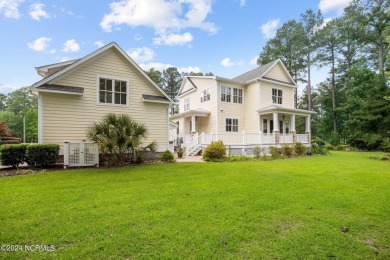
top-left (272, 88), bottom-right (282, 104)
top-left (184, 98), bottom-right (190, 111)
top-left (221, 86), bottom-right (231, 102)
top-left (233, 88), bottom-right (243, 104)
top-left (200, 89), bottom-right (210, 103)
top-left (98, 77), bottom-right (128, 106)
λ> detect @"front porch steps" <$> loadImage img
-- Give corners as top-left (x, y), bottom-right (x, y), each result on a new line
top-left (187, 144), bottom-right (204, 156)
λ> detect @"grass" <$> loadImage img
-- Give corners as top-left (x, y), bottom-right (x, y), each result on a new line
top-left (1, 151), bottom-right (389, 259)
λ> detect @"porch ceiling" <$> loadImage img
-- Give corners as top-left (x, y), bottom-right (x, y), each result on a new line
top-left (170, 108), bottom-right (211, 119)
top-left (257, 105), bottom-right (316, 116)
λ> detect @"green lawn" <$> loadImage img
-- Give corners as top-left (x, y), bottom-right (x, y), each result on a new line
top-left (1, 152), bottom-right (389, 259)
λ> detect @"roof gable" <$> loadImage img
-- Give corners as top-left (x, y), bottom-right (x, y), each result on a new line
top-left (31, 42), bottom-right (173, 102)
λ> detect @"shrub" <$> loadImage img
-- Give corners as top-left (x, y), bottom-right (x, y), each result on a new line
top-left (325, 143), bottom-right (335, 151)
top-left (281, 144), bottom-right (294, 158)
top-left (312, 137), bottom-right (326, 147)
top-left (160, 150), bottom-right (175, 163)
top-left (269, 146), bottom-right (282, 159)
top-left (311, 143), bottom-right (330, 155)
top-left (203, 141), bottom-right (226, 162)
top-left (0, 144), bottom-right (28, 168)
top-left (294, 142), bottom-right (306, 156)
top-left (228, 155), bottom-right (252, 162)
top-left (381, 138), bottom-right (390, 152)
top-left (0, 137), bottom-right (21, 145)
top-left (26, 144), bottom-right (60, 167)
top-left (253, 146), bottom-right (262, 159)
top-left (177, 147), bottom-right (184, 158)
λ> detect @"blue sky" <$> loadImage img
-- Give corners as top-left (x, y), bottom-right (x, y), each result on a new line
top-left (0, 0), bottom-right (352, 95)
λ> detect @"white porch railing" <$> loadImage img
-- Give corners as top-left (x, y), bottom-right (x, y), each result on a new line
top-left (296, 134), bottom-right (309, 143)
top-left (181, 132), bottom-right (310, 147)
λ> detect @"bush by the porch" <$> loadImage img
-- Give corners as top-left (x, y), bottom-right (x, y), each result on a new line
top-left (202, 141), bottom-right (226, 162)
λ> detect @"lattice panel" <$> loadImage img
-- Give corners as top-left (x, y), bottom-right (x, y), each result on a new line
top-left (64, 141), bottom-right (99, 168)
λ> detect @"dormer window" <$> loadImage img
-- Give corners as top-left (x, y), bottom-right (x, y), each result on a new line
top-left (272, 88), bottom-right (282, 104)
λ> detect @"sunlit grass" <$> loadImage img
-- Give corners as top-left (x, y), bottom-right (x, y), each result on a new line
top-left (1, 152), bottom-right (389, 259)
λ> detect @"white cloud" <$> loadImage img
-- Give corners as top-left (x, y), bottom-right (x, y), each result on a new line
top-left (49, 49), bottom-right (56, 54)
top-left (30, 3), bottom-right (50, 21)
top-left (127, 47), bottom-right (155, 63)
top-left (316, 17), bottom-right (333, 31)
top-left (94, 40), bottom-right (104, 47)
top-left (261, 18), bottom-right (280, 39)
top-left (221, 57), bottom-right (235, 67)
top-left (153, 32), bottom-right (193, 46)
top-left (62, 39), bottom-right (80, 52)
top-left (134, 34), bottom-right (142, 41)
top-left (250, 56), bottom-right (258, 65)
top-left (319, 0), bottom-right (352, 15)
top-left (0, 83), bottom-right (20, 94)
top-left (239, 0), bottom-right (246, 7)
top-left (0, 0), bottom-right (22, 18)
top-left (27, 37), bottom-right (52, 52)
top-left (100, 0), bottom-right (217, 35)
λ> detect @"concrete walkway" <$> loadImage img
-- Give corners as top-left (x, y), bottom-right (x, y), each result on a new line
top-left (175, 155), bottom-right (205, 163)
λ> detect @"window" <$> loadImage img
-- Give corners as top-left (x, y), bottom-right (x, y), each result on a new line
top-left (272, 88), bottom-right (282, 104)
top-left (200, 89), bottom-right (210, 103)
top-left (221, 86), bottom-right (242, 103)
top-left (99, 77), bottom-right (127, 105)
top-left (226, 118), bottom-right (239, 132)
top-left (233, 88), bottom-right (243, 104)
top-left (263, 119), bottom-right (268, 133)
top-left (184, 98), bottom-right (190, 111)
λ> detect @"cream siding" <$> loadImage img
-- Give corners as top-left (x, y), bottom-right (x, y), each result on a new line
top-left (264, 63), bottom-right (293, 83)
top-left (217, 80), bottom-right (245, 134)
top-left (244, 82), bottom-right (260, 132)
top-left (41, 48), bottom-right (169, 152)
top-left (260, 82), bottom-right (295, 109)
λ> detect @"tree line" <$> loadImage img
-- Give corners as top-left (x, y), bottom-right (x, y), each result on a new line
top-left (0, 88), bottom-right (38, 143)
top-left (258, 0), bottom-right (390, 150)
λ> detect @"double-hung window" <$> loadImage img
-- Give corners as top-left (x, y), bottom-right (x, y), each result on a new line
top-left (221, 86), bottom-right (242, 104)
top-left (98, 77), bottom-right (128, 105)
top-left (184, 98), bottom-right (190, 111)
top-left (221, 86), bottom-right (231, 102)
top-left (233, 88), bottom-right (243, 104)
top-left (272, 88), bottom-right (282, 104)
top-left (200, 89), bottom-right (210, 103)
top-left (226, 118), bottom-right (239, 132)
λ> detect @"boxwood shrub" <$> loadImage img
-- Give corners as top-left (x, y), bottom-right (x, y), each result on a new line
top-left (0, 144), bottom-right (28, 168)
top-left (26, 144), bottom-right (60, 167)
top-left (203, 141), bottom-right (226, 162)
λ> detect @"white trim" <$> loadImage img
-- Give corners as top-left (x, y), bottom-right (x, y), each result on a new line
top-left (259, 78), bottom-right (296, 88)
top-left (178, 88), bottom-right (196, 98)
top-left (261, 59), bottom-right (297, 86)
top-left (96, 75), bottom-right (129, 107)
top-left (38, 94), bottom-right (42, 144)
top-left (143, 99), bottom-right (171, 104)
top-left (258, 81), bottom-right (261, 132)
top-left (216, 80), bottom-right (219, 134)
top-left (30, 42), bottom-right (173, 103)
top-left (30, 89), bottom-right (83, 95)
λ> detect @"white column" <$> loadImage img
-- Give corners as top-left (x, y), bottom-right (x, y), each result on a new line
top-left (291, 114), bottom-right (296, 132)
top-left (191, 115), bottom-right (196, 133)
top-left (273, 112), bottom-right (279, 132)
top-left (305, 115), bottom-right (311, 132)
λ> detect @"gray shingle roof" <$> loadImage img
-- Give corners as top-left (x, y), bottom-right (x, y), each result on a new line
top-left (38, 84), bottom-right (84, 93)
top-left (232, 60), bottom-right (279, 83)
top-left (142, 94), bottom-right (170, 102)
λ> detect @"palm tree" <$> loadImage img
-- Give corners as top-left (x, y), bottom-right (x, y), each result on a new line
top-left (87, 113), bottom-right (148, 165)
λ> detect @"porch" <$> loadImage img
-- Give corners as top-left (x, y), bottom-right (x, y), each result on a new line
top-left (182, 132), bottom-right (310, 156)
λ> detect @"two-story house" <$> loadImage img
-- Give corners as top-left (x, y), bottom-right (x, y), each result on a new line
top-left (170, 59), bottom-right (315, 156)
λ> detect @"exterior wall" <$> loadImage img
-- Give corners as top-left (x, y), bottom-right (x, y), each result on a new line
top-left (177, 77), bottom-right (217, 137)
top-left (41, 48), bottom-right (169, 152)
top-left (259, 81), bottom-right (295, 109)
top-left (264, 63), bottom-right (292, 83)
top-left (244, 82), bottom-right (260, 133)
top-left (217, 80), bottom-right (245, 134)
